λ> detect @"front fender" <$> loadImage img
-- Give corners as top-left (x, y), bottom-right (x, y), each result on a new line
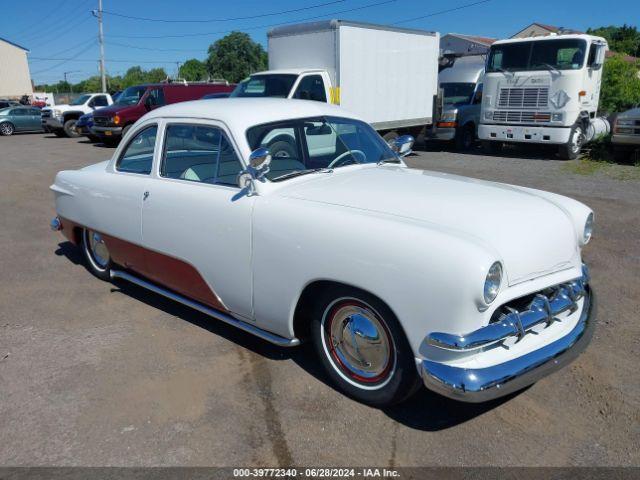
top-left (251, 196), bottom-right (498, 356)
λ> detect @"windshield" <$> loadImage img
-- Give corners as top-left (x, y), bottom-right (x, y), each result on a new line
top-left (246, 116), bottom-right (397, 181)
top-left (115, 86), bottom-right (147, 106)
top-left (487, 38), bottom-right (587, 72)
top-left (441, 82), bottom-right (476, 106)
top-left (70, 94), bottom-right (91, 105)
top-left (230, 74), bottom-right (298, 98)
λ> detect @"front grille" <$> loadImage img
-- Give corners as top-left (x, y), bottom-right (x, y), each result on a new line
top-left (493, 111), bottom-right (551, 123)
top-left (41, 110), bottom-right (51, 119)
top-left (615, 119), bottom-right (640, 136)
top-left (498, 87), bottom-right (549, 109)
top-left (93, 116), bottom-right (110, 127)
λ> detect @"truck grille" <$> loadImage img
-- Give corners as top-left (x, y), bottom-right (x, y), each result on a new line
top-left (493, 111), bottom-right (551, 123)
top-left (41, 110), bottom-right (51, 119)
top-left (498, 87), bottom-right (549, 109)
top-left (93, 116), bottom-right (110, 127)
top-left (615, 119), bottom-right (640, 136)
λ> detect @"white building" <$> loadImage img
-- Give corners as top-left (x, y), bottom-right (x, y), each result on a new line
top-left (0, 37), bottom-right (32, 98)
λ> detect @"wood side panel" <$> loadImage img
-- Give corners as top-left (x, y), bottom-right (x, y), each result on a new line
top-left (57, 216), bottom-right (227, 312)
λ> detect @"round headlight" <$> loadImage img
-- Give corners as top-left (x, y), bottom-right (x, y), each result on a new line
top-left (483, 262), bottom-right (503, 304)
top-left (583, 212), bottom-right (594, 244)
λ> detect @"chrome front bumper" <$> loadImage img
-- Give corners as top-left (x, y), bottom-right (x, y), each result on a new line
top-left (419, 276), bottom-right (595, 402)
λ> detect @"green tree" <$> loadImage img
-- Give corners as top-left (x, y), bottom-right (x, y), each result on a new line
top-left (599, 54), bottom-right (640, 113)
top-left (587, 25), bottom-right (640, 56)
top-left (206, 32), bottom-right (267, 83)
top-left (179, 58), bottom-right (208, 81)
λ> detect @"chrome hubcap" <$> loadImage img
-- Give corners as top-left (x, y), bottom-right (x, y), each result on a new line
top-left (324, 302), bottom-right (394, 383)
top-left (1, 124), bottom-right (11, 134)
top-left (87, 230), bottom-right (110, 268)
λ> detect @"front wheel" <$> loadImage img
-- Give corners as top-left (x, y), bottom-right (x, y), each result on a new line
top-left (311, 286), bottom-right (421, 407)
top-left (0, 122), bottom-right (15, 136)
top-left (64, 119), bottom-right (80, 138)
top-left (81, 228), bottom-right (112, 281)
top-left (455, 123), bottom-right (475, 150)
top-left (558, 126), bottom-right (584, 160)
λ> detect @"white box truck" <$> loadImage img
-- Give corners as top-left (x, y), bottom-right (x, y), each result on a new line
top-left (230, 20), bottom-right (440, 140)
top-left (479, 33), bottom-right (610, 159)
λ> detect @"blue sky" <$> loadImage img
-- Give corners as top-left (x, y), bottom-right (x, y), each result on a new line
top-left (1, 0), bottom-right (638, 85)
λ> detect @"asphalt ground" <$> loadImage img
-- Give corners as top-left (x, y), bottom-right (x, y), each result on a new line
top-left (0, 132), bottom-right (638, 466)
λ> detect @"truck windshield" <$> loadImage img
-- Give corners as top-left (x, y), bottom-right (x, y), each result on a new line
top-left (441, 83), bottom-right (476, 106)
top-left (115, 86), bottom-right (147, 106)
top-left (487, 39), bottom-right (587, 72)
top-left (230, 74), bottom-right (298, 98)
top-left (246, 116), bottom-right (397, 181)
top-left (70, 95), bottom-right (92, 105)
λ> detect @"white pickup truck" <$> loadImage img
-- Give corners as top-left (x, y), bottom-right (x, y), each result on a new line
top-left (41, 93), bottom-right (113, 138)
top-left (230, 20), bottom-right (440, 141)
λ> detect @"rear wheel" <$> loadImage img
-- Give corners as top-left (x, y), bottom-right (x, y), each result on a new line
top-left (0, 122), bottom-right (15, 136)
top-left (64, 119), bottom-right (80, 138)
top-left (311, 286), bottom-right (421, 407)
top-left (382, 131), bottom-right (399, 143)
top-left (81, 228), bottom-right (112, 281)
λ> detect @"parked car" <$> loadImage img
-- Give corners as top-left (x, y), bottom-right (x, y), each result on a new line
top-left (201, 92), bottom-right (231, 99)
top-left (41, 93), bottom-right (114, 138)
top-left (91, 81), bottom-right (234, 145)
top-left (51, 98), bottom-right (596, 407)
top-left (0, 100), bottom-right (21, 109)
top-left (74, 112), bottom-right (99, 142)
top-left (0, 106), bottom-right (44, 135)
top-left (428, 55), bottom-right (485, 150)
top-left (611, 107), bottom-right (640, 161)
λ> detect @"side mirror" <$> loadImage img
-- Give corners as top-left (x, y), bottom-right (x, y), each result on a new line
top-left (237, 147), bottom-right (272, 192)
top-left (388, 135), bottom-right (414, 157)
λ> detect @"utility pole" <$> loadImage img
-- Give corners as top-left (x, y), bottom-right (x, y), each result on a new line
top-left (96, 0), bottom-right (106, 93)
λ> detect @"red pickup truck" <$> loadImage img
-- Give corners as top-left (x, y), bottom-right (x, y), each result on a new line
top-left (91, 81), bottom-right (234, 145)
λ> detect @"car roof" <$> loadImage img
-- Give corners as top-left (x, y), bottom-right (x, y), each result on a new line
top-left (142, 98), bottom-right (362, 132)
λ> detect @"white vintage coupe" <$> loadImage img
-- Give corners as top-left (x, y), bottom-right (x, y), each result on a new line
top-left (51, 98), bottom-right (595, 406)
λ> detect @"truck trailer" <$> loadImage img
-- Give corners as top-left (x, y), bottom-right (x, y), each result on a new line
top-left (479, 33), bottom-right (610, 159)
top-left (231, 19), bottom-right (441, 140)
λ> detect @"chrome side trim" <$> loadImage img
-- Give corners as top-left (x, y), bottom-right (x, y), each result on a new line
top-left (427, 272), bottom-right (588, 351)
top-left (419, 287), bottom-right (595, 403)
top-left (110, 270), bottom-right (300, 347)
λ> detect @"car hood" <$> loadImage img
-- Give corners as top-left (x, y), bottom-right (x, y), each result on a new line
top-left (279, 165), bottom-right (580, 285)
top-left (92, 104), bottom-right (130, 117)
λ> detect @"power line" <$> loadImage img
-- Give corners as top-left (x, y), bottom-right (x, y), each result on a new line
top-left (31, 42), bottom-right (97, 75)
top-left (105, 41), bottom-right (204, 52)
top-left (31, 57), bottom-right (182, 64)
top-left (24, 13), bottom-right (94, 50)
top-left (19, 0), bottom-right (91, 44)
top-left (30, 37), bottom-right (95, 58)
top-left (14, 0), bottom-right (73, 41)
top-left (107, 0), bottom-right (396, 39)
top-left (392, 0), bottom-right (492, 25)
top-left (102, 0), bottom-right (346, 23)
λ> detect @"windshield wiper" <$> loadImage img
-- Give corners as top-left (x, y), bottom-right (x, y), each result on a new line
top-left (272, 168), bottom-right (333, 182)
top-left (534, 62), bottom-right (560, 74)
top-left (377, 157), bottom-right (401, 165)
top-left (494, 66), bottom-right (514, 77)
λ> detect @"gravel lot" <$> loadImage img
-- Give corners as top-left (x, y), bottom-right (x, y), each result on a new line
top-left (0, 132), bottom-right (638, 467)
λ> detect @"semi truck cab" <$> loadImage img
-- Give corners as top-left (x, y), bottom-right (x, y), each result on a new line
top-left (478, 34), bottom-right (608, 159)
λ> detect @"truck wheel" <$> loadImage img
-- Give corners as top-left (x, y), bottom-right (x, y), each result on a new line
top-left (0, 122), bottom-right (15, 136)
top-left (268, 140), bottom-right (296, 159)
top-left (455, 124), bottom-right (475, 150)
top-left (64, 119), bottom-right (80, 138)
top-left (311, 286), bottom-right (421, 407)
top-left (482, 140), bottom-right (502, 154)
top-left (558, 126), bottom-right (584, 160)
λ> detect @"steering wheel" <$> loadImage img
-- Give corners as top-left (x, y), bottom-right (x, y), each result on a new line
top-left (328, 150), bottom-right (366, 169)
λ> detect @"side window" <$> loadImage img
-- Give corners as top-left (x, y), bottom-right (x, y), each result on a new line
top-left (293, 75), bottom-right (327, 102)
top-left (12, 109), bottom-right (27, 116)
top-left (92, 95), bottom-right (109, 107)
top-left (147, 88), bottom-right (166, 107)
top-left (587, 43), bottom-right (597, 67)
top-left (30, 108), bottom-right (41, 115)
top-left (161, 124), bottom-right (243, 187)
top-left (116, 125), bottom-right (157, 174)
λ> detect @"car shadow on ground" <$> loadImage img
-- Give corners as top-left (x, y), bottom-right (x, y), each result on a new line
top-left (55, 239), bottom-right (522, 431)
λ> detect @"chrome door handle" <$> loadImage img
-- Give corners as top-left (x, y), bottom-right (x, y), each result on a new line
top-left (143, 191), bottom-right (149, 201)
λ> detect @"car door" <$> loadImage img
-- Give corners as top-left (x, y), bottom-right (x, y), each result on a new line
top-left (27, 108), bottom-right (42, 130)
top-left (10, 109), bottom-right (28, 131)
top-left (100, 122), bottom-right (158, 273)
top-left (141, 120), bottom-right (254, 319)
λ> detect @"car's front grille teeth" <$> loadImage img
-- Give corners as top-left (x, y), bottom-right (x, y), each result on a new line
top-left (498, 87), bottom-right (549, 109)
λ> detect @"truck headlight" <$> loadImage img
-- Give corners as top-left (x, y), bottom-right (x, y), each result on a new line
top-left (484, 111), bottom-right (494, 120)
top-left (440, 111), bottom-right (457, 122)
top-left (551, 112), bottom-right (563, 122)
top-left (583, 212), bottom-right (594, 244)
top-left (53, 109), bottom-right (62, 117)
top-left (483, 262), bottom-right (503, 304)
